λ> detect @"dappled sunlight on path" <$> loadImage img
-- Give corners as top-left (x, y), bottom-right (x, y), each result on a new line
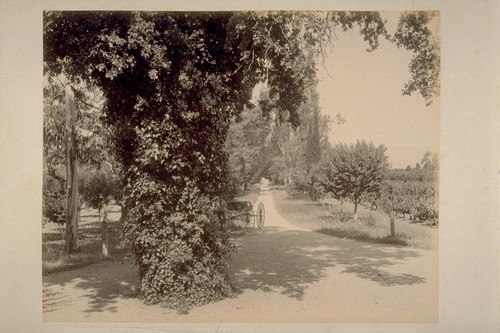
top-left (43, 258), bottom-right (138, 317)
top-left (43, 178), bottom-right (437, 323)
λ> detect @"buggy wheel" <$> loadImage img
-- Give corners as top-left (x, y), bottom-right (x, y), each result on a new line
top-left (256, 203), bottom-right (265, 229)
top-left (244, 211), bottom-right (254, 229)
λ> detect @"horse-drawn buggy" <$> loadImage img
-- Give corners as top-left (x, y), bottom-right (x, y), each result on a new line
top-left (216, 200), bottom-right (265, 230)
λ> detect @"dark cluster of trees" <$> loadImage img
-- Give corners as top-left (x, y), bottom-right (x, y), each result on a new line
top-left (43, 10), bottom-right (439, 310)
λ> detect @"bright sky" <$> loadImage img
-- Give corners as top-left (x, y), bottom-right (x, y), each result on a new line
top-left (316, 12), bottom-right (440, 169)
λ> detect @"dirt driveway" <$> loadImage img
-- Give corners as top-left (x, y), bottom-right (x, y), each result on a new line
top-left (43, 179), bottom-right (438, 323)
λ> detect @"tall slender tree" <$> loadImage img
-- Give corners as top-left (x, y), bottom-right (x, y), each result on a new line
top-left (64, 86), bottom-right (78, 251)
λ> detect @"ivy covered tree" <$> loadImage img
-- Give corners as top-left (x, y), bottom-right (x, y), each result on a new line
top-left (43, 11), bottom-right (439, 310)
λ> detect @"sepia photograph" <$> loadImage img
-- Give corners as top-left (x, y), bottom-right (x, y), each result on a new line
top-left (41, 10), bottom-right (440, 323)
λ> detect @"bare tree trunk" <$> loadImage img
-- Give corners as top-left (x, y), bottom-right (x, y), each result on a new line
top-left (65, 85), bottom-right (78, 253)
top-left (102, 214), bottom-right (109, 257)
top-left (95, 207), bottom-right (99, 221)
top-left (353, 200), bottom-right (358, 220)
top-left (389, 212), bottom-right (396, 237)
top-left (120, 202), bottom-right (129, 224)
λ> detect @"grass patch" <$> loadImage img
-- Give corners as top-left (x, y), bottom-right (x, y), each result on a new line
top-left (272, 189), bottom-right (434, 250)
top-left (42, 208), bottom-right (129, 275)
top-left (318, 222), bottom-right (410, 247)
top-left (42, 247), bottom-right (110, 274)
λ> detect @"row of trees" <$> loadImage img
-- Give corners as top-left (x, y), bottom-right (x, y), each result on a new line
top-left (225, 97), bottom-right (440, 228)
top-left (43, 11), bottom-right (440, 310)
top-left (309, 148), bottom-right (439, 236)
top-left (380, 180), bottom-right (438, 223)
top-left (225, 84), bottom-right (337, 196)
top-left (365, 153), bottom-right (439, 224)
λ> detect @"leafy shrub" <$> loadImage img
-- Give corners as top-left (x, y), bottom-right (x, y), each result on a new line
top-left (266, 158), bottom-right (287, 186)
top-left (287, 166), bottom-right (324, 201)
top-left (378, 178), bottom-right (438, 224)
top-left (42, 171), bottom-right (66, 224)
top-left (364, 191), bottom-right (381, 209)
top-left (287, 177), bottom-right (308, 196)
top-left (80, 167), bottom-right (121, 219)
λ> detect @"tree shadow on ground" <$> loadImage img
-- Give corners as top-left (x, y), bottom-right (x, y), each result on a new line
top-left (43, 288), bottom-right (74, 313)
top-left (230, 226), bottom-right (425, 301)
top-left (76, 264), bottom-right (137, 314)
top-left (43, 257), bottom-right (137, 314)
top-left (43, 224), bottom-right (428, 315)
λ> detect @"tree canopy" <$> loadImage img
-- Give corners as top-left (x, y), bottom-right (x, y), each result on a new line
top-left (320, 141), bottom-right (389, 219)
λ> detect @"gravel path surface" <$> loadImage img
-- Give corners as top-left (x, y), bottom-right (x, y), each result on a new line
top-left (43, 179), bottom-right (438, 323)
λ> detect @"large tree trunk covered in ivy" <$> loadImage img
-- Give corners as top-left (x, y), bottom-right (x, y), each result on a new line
top-left (121, 112), bottom-right (236, 307)
top-left (65, 85), bottom-right (78, 252)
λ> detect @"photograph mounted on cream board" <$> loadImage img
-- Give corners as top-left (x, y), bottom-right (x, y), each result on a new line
top-left (0, 1), bottom-right (498, 333)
